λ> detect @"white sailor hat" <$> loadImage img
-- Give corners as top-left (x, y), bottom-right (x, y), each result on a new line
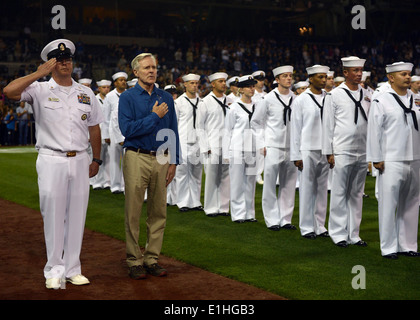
top-left (226, 76), bottom-right (240, 87)
top-left (237, 75), bottom-right (257, 88)
top-left (306, 65), bottom-right (330, 75)
top-left (385, 62), bottom-right (414, 74)
top-left (78, 78), bottom-right (92, 85)
top-left (327, 71), bottom-right (334, 77)
top-left (96, 80), bottom-right (112, 87)
top-left (294, 81), bottom-right (309, 89)
top-left (341, 56), bottom-right (366, 67)
top-left (273, 65), bottom-right (294, 77)
top-left (40, 39), bottom-right (75, 62)
top-left (334, 76), bottom-right (345, 82)
top-left (182, 73), bottom-right (200, 82)
top-left (127, 78), bottom-right (138, 87)
top-left (112, 72), bottom-right (128, 81)
top-left (411, 75), bottom-right (420, 82)
top-left (208, 72), bottom-right (228, 82)
top-left (362, 71), bottom-right (371, 81)
top-left (252, 71), bottom-right (266, 80)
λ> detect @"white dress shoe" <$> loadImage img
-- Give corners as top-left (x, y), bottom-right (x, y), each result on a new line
top-left (46, 278), bottom-right (61, 289)
top-left (66, 274), bottom-right (90, 285)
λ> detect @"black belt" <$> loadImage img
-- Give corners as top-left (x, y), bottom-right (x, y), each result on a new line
top-left (126, 147), bottom-right (168, 156)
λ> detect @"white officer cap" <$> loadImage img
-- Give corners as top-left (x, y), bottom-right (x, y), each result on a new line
top-left (327, 71), bottom-right (334, 77)
top-left (306, 65), bottom-right (330, 75)
top-left (78, 78), bottom-right (92, 85)
top-left (208, 72), bottom-right (228, 82)
top-left (237, 75), bottom-right (257, 88)
top-left (182, 73), bottom-right (200, 82)
top-left (164, 84), bottom-right (176, 90)
top-left (40, 39), bottom-right (75, 62)
top-left (341, 56), bottom-right (366, 68)
top-left (385, 62), bottom-right (414, 74)
top-left (294, 81), bottom-right (309, 89)
top-left (273, 65), bottom-right (294, 77)
top-left (334, 76), bottom-right (345, 83)
top-left (411, 75), bottom-right (420, 82)
top-left (252, 71), bottom-right (266, 80)
top-left (127, 78), bottom-right (138, 87)
top-left (96, 80), bottom-right (112, 87)
top-left (112, 72), bottom-right (128, 81)
top-left (362, 71), bottom-right (371, 81)
top-left (226, 76), bottom-right (239, 88)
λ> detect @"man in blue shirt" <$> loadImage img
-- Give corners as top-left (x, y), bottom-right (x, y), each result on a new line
top-left (119, 53), bottom-right (180, 279)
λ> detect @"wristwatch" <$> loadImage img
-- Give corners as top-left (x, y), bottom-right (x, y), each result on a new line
top-left (92, 158), bottom-right (103, 165)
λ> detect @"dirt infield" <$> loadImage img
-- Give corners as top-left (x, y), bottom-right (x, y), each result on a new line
top-left (0, 198), bottom-right (285, 300)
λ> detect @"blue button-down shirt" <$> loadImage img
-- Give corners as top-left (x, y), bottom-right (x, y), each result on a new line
top-left (118, 83), bottom-right (180, 164)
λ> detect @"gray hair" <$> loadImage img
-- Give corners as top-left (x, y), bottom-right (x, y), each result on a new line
top-left (131, 53), bottom-right (156, 70)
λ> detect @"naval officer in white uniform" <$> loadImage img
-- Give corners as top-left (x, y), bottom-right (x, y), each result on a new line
top-left (4, 39), bottom-right (103, 289)
top-left (290, 65), bottom-right (330, 239)
top-left (251, 65), bottom-right (298, 231)
top-left (322, 56), bottom-right (370, 247)
top-left (367, 61), bottom-right (420, 259)
top-left (196, 72), bottom-right (230, 216)
top-left (223, 75), bottom-right (258, 223)
top-left (174, 73), bottom-right (203, 212)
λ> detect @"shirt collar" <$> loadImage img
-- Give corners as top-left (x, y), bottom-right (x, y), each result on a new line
top-left (134, 82), bottom-right (157, 95)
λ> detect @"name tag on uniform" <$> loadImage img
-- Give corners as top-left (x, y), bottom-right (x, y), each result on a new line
top-left (77, 94), bottom-right (91, 105)
top-left (48, 97), bottom-right (60, 102)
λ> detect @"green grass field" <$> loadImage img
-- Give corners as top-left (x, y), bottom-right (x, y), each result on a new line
top-left (1, 147), bottom-right (419, 300)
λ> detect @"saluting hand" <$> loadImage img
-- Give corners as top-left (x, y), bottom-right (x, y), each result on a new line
top-left (37, 58), bottom-right (57, 77)
top-left (152, 101), bottom-right (169, 118)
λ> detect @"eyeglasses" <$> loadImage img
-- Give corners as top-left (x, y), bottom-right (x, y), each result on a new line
top-left (57, 58), bottom-right (73, 64)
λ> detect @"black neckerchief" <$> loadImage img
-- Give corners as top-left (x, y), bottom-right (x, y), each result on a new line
top-left (341, 87), bottom-right (367, 124)
top-left (389, 93), bottom-right (418, 131)
top-left (274, 91), bottom-right (293, 125)
top-left (237, 103), bottom-right (255, 122)
top-left (184, 96), bottom-right (199, 128)
top-left (212, 96), bottom-right (229, 117)
top-left (307, 92), bottom-right (326, 121)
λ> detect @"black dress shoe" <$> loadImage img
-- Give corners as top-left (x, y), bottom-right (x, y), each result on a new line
top-left (233, 219), bottom-right (246, 223)
top-left (219, 212), bottom-right (230, 216)
top-left (246, 218), bottom-right (257, 222)
top-left (399, 251), bottom-right (420, 257)
top-left (354, 240), bottom-right (368, 247)
top-left (268, 225), bottom-right (280, 231)
top-left (383, 253), bottom-right (398, 259)
top-left (303, 232), bottom-right (316, 239)
top-left (207, 213), bottom-right (219, 217)
top-left (193, 206), bottom-right (204, 211)
top-left (281, 224), bottom-right (297, 230)
top-left (318, 231), bottom-right (329, 237)
top-left (336, 240), bottom-right (348, 247)
top-left (179, 207), bottom-right (189, 212)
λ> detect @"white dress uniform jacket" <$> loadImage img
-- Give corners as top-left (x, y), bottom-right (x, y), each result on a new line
top-left (174, 93), bottom-right (203, 209)
top-left (223, 101), bottom-right (257, 222)
top-left (20, 78), bottom-right (103, 280)
top-left (196, 91), bottom-right (230, 215)
top-left (322, 82), bottom-right (371, 244)
top-left (367, 87), bottom-right (420, 255)
top-left (103, 88), bottom-right (125, 193)
top-left (251, 88), bottom-right (297, 228)
top-left (290, 88), bottom-right (329, 236)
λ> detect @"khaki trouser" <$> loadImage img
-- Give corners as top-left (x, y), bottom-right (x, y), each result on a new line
top-left (123, 150), bottom-right (169, 267)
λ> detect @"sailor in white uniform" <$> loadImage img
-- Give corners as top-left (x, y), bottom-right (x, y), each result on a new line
top-left (4, 39), bottom-right (103, 289)
top-left (251, 65), bottom-right (298, 231)
top-left (196, 72), bottom-right (230, 216)
top-left (367, 62), bottom-right (420, 259)
top-left (322, 56), bottom-right (370, 247)
top-left (92, 79), bottom-right (111, 190)
top-left (103, 71), bottom-right (127, 193)
top-left (174, 73), bottom-right (203, 212)
top-left (223, 75), bottom-right (258, 223)
top-left (290, 65), bottom-right (330, 239)
top-left (226, 76), bottom-right (240, 105)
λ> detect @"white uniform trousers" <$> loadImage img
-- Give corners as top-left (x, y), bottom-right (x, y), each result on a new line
top-left (92, 142), bottom-right (111, 189)
top-left (299, 150), bottom-right (329, 236)
top-left (203, 152), bottom-right (230, 214)
top-left (328, 154), bottom-right (368, 244)
top-left (377, 161), bottom-right (419, 256)
top-left (36, 150), bottom-right (90, 280)
top-left (166, 178), bottom-right (176, 205)
top-left (229, 152), bottom-right (257, 221)
top-left (176, 147), bottom-right (203, 208)
top-left (262, 147), bottom-right (297, 228)
top-left (108, 142), bottom-right (124, 193)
